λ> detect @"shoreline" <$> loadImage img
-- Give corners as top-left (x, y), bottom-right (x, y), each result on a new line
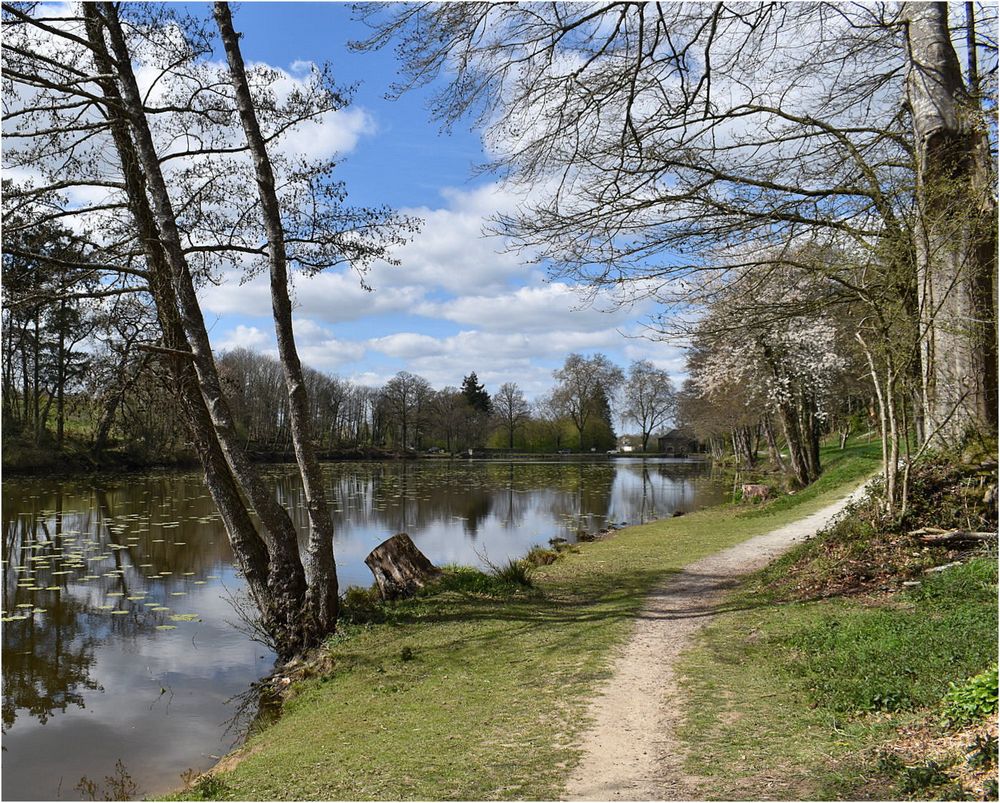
top-left (1, 447), bottom-right (709, 480)
top-left (165, 443), bottom-right (879, 801)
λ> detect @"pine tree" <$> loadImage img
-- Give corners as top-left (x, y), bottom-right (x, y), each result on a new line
top-left (461, 372), bottom-right (491, 415)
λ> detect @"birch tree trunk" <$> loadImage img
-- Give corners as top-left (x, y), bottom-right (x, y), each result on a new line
top-left (85, 4), bottom-right (316, 657)
top-left (81, 4), bottom-right (278, 622)
top-left (214, 1), bottom-right (339, 638)
top-left (904, 2), bottom-right (998, 447)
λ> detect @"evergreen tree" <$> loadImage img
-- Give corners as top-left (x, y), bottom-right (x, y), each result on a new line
top-left (461, 372), bottom-right (492, 415)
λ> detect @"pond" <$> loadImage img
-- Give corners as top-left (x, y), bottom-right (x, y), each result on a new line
top-left (1, 457), bottom-right (725, 800)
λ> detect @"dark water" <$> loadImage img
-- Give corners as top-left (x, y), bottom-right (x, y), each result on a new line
top-left (1, 458), bottom-right (723, 800)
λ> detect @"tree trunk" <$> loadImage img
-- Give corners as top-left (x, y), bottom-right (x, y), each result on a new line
top-left (32, 310), bottom-right (41, 443)
top-left (762, 414), bottom-right (786, 471)
top-left (54, 294), bottom-right (65, 448)
top-left (776, 401), bottom-right (811, 488)
top-left (214, 1), bottom-right (339, 638)
top-left (84, 5), bottom-right (313, 658)
top-left (904, 2), bottom-right (998, 447)
top-left (732, 425), bottom-right (757, 469)
top-left (96, 2), bottom-right (309, 576)
top-left (801, 396), bottom-right (822, 480)
top-left (365, 533), bottom-right (441, 600)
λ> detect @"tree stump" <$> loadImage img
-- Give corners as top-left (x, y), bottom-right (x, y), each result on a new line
top-left (364, 533), bottom-right (441, 600)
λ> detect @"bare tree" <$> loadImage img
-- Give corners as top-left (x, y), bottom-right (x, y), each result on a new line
top-left (622, 360), bottom-right (675, 452)
top-left (355, 2), bottom-right (997, 451)
top-left (551, 353), bottom-right (623, 451)
top-left (382, 371), bottom-right (432, 450)
top-left (2, 2), bottom-right (413, 656)
top-left (429, 387), bottom-right (466, 452)
top-left (213, 0), bottom-right (339, 641)
top-left (492, 381), bottom-right (530, 449)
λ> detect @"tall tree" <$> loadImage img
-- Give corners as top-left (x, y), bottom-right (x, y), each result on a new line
top-left (492, 381), bottom-right (530, 449)
top-left (552, 353), bottom-right (623, 451)
top-left (429, 387), bottom-right (466, 452)
top-left (382, 371), bottom-right (432, 449)
top-left (622, 360), bottom-right (676, 452)
top-left (356, 2), bottom-right (998, 453)
top-left (460, 371), bottom-right (491, 447)
top-left (2, 2), bottom-right (413, 656)
top-left (461, 371), bottom-right (492, 414)
top-left (903, 3), bottom-right (998, 445)
top-left (214, 0), bottom-right (339, 639)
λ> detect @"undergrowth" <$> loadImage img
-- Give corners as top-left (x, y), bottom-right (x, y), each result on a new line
top-left (678, 451), bottom-right (998, 800)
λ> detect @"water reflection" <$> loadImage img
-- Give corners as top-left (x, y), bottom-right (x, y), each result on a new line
top-left (1, 458), bottom-right (721, 800)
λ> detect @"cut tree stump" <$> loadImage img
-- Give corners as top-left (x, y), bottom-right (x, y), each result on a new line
top-left (364, 533), bottom-right (441, 600)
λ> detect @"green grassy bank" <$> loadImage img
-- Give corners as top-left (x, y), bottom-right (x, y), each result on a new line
top-left (172, 443), bottom-right (879, 801)
top-left (676, 455), bottom-right (998, 800)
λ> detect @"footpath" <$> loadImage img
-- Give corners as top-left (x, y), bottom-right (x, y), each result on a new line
top-left (564, 482), bottom-right (870, 800)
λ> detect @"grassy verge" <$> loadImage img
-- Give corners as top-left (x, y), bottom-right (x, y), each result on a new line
top-left (676, 454), bottom-right (998, 800)
top-left (169, 443), bottom-right (878, 801)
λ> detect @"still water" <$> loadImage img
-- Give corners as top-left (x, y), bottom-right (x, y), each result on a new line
top-left (2, 458), bottom-right (724, 800)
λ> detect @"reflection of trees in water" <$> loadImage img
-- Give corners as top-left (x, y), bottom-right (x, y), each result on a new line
top-left (1, 459), bottom-right (721, 732)
top-left (606, 461), bottom-right (719, 524)
top-left (266, 460), bottom-right (718, 540)
top-left (2, 493), bottom-right (102, 730)
top-left (269, 461), bottom-right (621, 541)
top-left (1, 475), bottom-right (241, 731)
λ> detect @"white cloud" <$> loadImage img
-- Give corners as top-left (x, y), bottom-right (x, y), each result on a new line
top-left (366, 327), bottom-right (637, 397)
top-left (213, 324), bottom-right (271, 352)
top-left (416, 282), bottom-right (647, 333)
top-left (276, 106), bottom-right (375, 161)
top-left (297, 339), bottom-right (367, 373)
top-left (366, 332), bottom-right (443, 360)
top-left (294, 271), bottom-right (423, 322)
top-left (199, 268), bottom-right (423, 323)
top-left (385, 183), bottom-right (531, 294)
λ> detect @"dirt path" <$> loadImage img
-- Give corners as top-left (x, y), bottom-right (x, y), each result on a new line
top-left (563, 484), bottom-right (870, 801)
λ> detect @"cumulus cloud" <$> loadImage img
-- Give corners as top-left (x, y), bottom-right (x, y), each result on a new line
top-left (416, 282), bottom-right (648, 333)
top-left (271, 104), bottom-right (375, 161)
top-left (297, 339), bottom-right (367, 373)
top-left (199, 267), bottom-right (423, 323)
top-left (384, 183), bottom-right (531, 294)
top-left (213, 324), bottom-right (271, 352)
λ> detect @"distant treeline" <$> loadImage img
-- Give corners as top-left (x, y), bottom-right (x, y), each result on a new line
top-left (2, 323), bottom-right (682, 467)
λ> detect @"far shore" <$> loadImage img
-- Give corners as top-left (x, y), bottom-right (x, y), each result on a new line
top-left (1, 443), bottom-right (708, 480)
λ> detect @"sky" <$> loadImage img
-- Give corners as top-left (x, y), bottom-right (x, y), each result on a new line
top-left (197, 2), bottom-right (687, 400)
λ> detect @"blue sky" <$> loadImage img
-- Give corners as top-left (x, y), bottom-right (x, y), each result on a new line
top-left (197, 2), bottom-right (687, 399)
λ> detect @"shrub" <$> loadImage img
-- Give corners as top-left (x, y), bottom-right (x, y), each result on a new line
top-left (940, 665), bottom-right (999, 730)
top-left (186, 774), bottom-right (231, 801)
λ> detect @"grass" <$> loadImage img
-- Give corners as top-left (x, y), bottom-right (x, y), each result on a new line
top-left (168, 442), bottom-right (879, 801)
top-left (674, 452), bottom-right (998, 800)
